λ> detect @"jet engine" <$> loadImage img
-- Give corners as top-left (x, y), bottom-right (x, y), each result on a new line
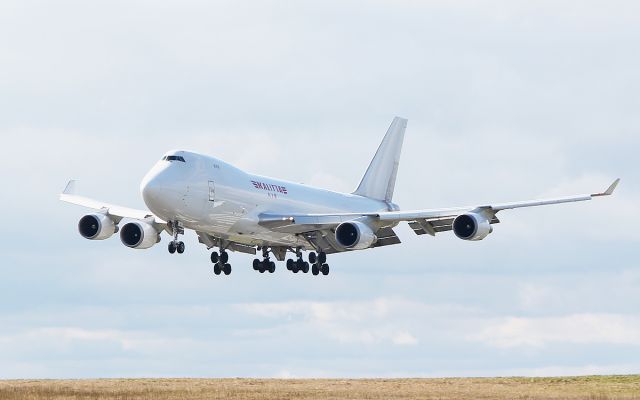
top-left (78, 213), bottom-right (117, 240)
top-left (119, 220), bottom-right (161, 249)
top-left (335, 221), bottom-right (377, 250)
top-left (452, 212), bottom-right (493, 241)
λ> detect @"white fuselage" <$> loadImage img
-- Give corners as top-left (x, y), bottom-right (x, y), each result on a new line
top-left (140, 150), bottom-right (391, 247)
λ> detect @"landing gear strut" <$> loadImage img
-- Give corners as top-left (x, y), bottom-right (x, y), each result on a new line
top-left (168, 221), bottom-right (185, 254)
top-left (310, 251), bottom-right (329, 276)
top-left (253, 247), bottom-right (275, 273)
top-left (211, 249), bottom-right (231, 276)
top-left (287, 248), bottom-right (310, 274)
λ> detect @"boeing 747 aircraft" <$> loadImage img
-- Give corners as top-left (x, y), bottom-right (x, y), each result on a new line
top-left (60, 117), bottom-right (619, 276)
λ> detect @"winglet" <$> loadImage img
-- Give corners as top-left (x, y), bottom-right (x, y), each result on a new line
top-left (592, 178), bottom-right (620, 197)
top-left (62, 180), bottom-right (77, 195)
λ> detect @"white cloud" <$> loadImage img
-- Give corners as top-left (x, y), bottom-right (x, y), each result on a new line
top-left (237, 298), bottom-right (422, 346)
top-left (0, 327), bottom-right (192, 355)
top-left (470, 314), bottom-right (640, 348)
top-left (392, 331), bottom-right (419, 346)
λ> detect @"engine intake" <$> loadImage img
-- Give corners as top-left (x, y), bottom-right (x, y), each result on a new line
top-left (452, 212), bottom-right (493, 241)
top-left (120, 221), bottom-right (160, 249)
top-left (335, 221), bottom-right (377, 250)
top-left (78, 214), bottom-right (117, 240)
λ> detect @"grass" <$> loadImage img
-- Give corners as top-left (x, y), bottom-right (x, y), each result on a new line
top-left (0, 376), bottom-right (639, 400)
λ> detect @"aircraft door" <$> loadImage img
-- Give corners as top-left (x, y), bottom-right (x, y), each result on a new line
top-left (208, 180), bottom-right (215, 202)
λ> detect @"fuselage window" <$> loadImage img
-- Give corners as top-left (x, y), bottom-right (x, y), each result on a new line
top-left (165, 155), bottom-right (186, 162)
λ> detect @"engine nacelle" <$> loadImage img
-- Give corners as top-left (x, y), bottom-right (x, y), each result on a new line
top-left (119, 221), bottom-right (161, 249)
top-left (452, 212), bottom-right (493, 241)
top-left (335, 221), bottom-right (377, 250)
top-left (78, 213), bottom-right (117, 240)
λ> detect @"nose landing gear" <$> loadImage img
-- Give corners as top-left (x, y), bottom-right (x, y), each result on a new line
top-left (168, 221), bottom-right (185, 254)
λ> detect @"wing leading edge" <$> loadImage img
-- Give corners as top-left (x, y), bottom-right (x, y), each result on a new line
top-left (259, 179), bottom-right (620, 240)
top-left (59, 180), bottom-right (164, 225)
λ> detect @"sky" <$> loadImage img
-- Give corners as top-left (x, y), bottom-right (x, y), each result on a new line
top-left (0, 0), bottom-right (639, 378)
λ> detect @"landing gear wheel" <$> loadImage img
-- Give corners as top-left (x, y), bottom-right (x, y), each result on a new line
top-left (213, 263), bottom-right (222, 275)
top-left (169, 221), bottom-right (184, 255)
top-left (302, 262), bottom-right (309, 274)
top-left (211, 252), bottom-right (219, 264)
top-left (292, 261), bottom-right (300, 273)
top-left (319, 252), bottom-right (327, 264)
top-left (253, 259), bottom-right (260, 270)
top-left (312, 264), bottom-right (319, 275)
top-left (309, 252), bottom-right (317, 264)
top-left (321, 263), bottom-right (330, 276)
top-left (257, 247), bottom-right (272, 274)
top-left (286, 259), bottom-right (294, 271)
top-left (220, 251), bottom-right (229, 264)
top-left (223, 263), bottom-right (232, 275)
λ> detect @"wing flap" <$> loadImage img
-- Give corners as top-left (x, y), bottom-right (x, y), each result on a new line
top-left (373, 227), bottom-right (401, 247)
top-left (258, 213), bottom-right (356, 234)
top-left (302, 230), bottom-right (341, 254)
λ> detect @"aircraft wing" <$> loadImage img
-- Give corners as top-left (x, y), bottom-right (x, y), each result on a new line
top-left (59, 180), bottom-right (165, 225)
top-left (259, 179), bottom-right (620, 240)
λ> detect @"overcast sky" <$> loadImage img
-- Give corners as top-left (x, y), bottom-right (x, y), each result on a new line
top-left (0, 0), bottom-right (639, 378)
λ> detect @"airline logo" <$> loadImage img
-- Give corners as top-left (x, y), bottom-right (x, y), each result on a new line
top-left (251, 180), bottom-right (288, 195)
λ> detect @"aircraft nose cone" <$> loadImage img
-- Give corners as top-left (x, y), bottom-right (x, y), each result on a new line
top-left (141, 174), bottom-right (163, 204)
top-left (140, 168), bottom-right (166, 207)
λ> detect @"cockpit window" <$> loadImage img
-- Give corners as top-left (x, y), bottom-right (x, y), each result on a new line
top-left (163, 155), bottom-right (186, 162)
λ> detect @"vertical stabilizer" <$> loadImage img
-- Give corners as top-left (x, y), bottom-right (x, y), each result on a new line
top-left (353, 117), bottom-right (407, 202)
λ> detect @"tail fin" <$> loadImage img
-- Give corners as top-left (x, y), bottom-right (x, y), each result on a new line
top-left (353, 116), bottom-right (407, 202)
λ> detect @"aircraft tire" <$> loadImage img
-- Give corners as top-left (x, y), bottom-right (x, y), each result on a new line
top-left (269, 261), bottom-right (275, 273)
top-left (312, 264), bottom-right (319, 275)
top-left (214, 263), bottom-right (222, 275)
top-left (309, 252), bottom-right (317, 264)
top-left (253, 259), bottom-right (260, 270)
top-left (302, 262), bottom-right (309, 273)
top-left (211, 252), bottom-right (219, 264)
top-left (319, 252), bottom-right (327, 264)
top-left (286, 259), bottom-right (294, 270)
top-left (221, 251), bottom-right (229, 264)
top-left (321, 264), bottom-right (329, 275)
top-left (223, 263), bottom-right (232, 275)
top-left (177, 241), bottom-right (185, 254)
top-left (168, 242), bottom-right (176, 254)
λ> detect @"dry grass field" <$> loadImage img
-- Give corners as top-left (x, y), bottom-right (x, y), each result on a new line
top-left (1, 376), bottom-right (639, 400)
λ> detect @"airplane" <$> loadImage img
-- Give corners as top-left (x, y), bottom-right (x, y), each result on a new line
top-left (60, 117), bottom-right (620, 277)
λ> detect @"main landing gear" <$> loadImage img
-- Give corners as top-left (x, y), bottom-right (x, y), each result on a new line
top-left (286, 250), bottom-right (329, 276)
top-left (253, 247), bottom-right (276, 273)
top-left (309, 251), bottom-right (330, 276)
top-left (211, 250), bottom-right (231, 275)
top-left (286, 248), bottom-right (309, 274)
top-left (168, 221), bottom-right (185, 254)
